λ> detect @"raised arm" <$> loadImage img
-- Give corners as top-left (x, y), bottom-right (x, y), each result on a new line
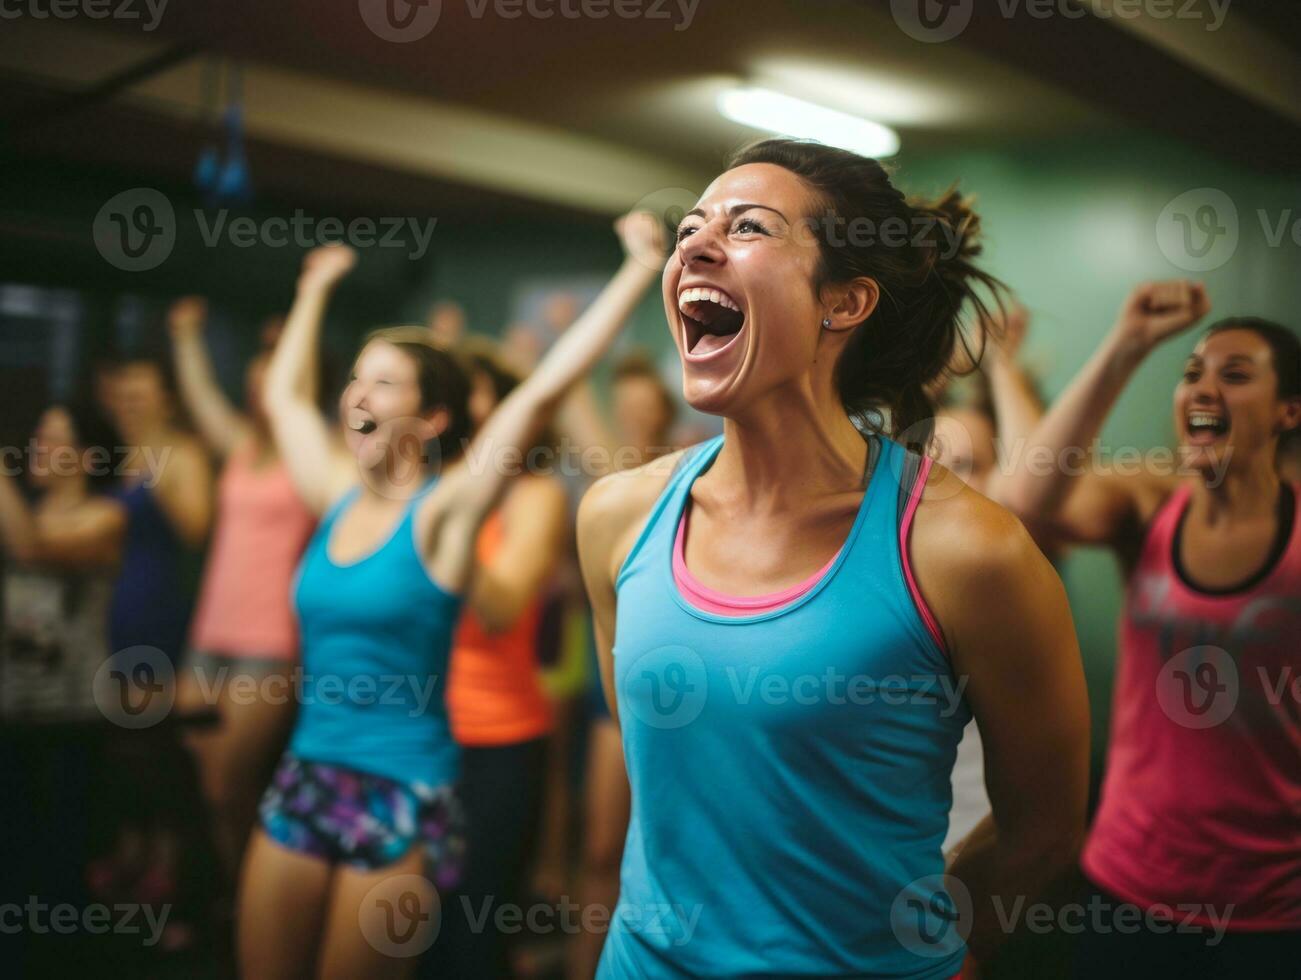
top-left (425, 212), bottom-right (666, 592)
top-left (998, 280), bottom-right (1210, 542)
top-left (465, 475), bottom-right (568, 633)
top-left (168, 296), bottom-right (251, 457)
top-left (0, 473), bottom-right (123, 567)
top-left (264, 244), bottom-right (358, 515)
top-left (980, 303), bottom-right (1042, 490)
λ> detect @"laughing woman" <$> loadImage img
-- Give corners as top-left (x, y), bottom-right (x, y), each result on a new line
top-left (998, 282), bottom-right (1301, 980)
top-left (238, 212), bottom-right (664, 980)
top-left (578, 139), bottom-right (1090, 979)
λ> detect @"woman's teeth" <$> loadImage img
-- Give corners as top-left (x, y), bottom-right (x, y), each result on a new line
top-left (1187, 413), bottom-right (1227, 434)
top-left (678, 287), bottom-right (741, 312)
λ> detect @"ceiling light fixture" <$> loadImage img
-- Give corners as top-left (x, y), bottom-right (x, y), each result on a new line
top-left (717, 87), bottom-right (901, 158)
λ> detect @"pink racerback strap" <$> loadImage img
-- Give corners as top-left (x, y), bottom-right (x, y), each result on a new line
top-left (899, 454), bottom-right (949, 656)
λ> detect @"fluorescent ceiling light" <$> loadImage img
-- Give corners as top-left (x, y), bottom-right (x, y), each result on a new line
top-left (717, 87), bottom-right (901, 158)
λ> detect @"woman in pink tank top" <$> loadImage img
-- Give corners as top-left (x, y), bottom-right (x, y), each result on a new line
top-left (1003, 282), bottom-right (1301, 978)
top-left (168, 298), bottom-right (316, 893)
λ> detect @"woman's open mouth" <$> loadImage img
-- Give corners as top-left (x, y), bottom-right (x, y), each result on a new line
top-left (349, 416), bottom-right (378, 435)
top-left (678, 286), bottom-right (745, 360)
top-left (1185, 410), bottom-right (1228, 446)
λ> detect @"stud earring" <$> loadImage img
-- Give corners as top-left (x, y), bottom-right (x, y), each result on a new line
top-left (822, 317), bottom-right (832, 328)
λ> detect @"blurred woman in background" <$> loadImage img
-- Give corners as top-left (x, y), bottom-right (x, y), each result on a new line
top-left (100, 351), bottom-right (212, 666)
top-left (440, 339), bottom-right (569, 979)
top-left (240, 213), bottom-right (664, 980)
top-left (1000, 283), bottom-right (1301, 979)
top-left (566, 353), bottom-right (678, 980)
top-left (168, 297), bottom-right (316, 899)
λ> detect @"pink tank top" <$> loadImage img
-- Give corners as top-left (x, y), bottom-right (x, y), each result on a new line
top-left (1082, 482), bottom-right (1301, 930)
top-left (188, 443), bottom-right (316, 659)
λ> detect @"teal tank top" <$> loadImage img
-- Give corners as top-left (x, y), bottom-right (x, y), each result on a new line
top-left (601, 434), bottom-right (971, 979)
top-left (290, 480), bottom-right (463, 787)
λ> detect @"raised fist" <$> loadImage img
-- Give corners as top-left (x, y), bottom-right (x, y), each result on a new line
top-left (298, 242), bottom-right (358, 292)
top-left (616, 210), bottom-right (668, 270)
top-left (166, 296), bottom-right (207, 337)
top-left (1114, 280), bottom-right (1211, 351)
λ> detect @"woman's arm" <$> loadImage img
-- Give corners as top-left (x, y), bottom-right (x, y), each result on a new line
top-left (0, 475), bottom-right (123, 567)
top-left (167, 296), bottom-right (252, 458)
top-left (264, 244), bottom-right (358, 515)
top-left (998, 280), bottom-right (1210, 543)
top-left (913, 477), bottom-right (1089, 967)
top-left (425, 212), bottom-right (665, 593)
top-left (150, 436), bottom-right (213, 548)
top-left (466, 476), bottom-right (569, 634)
top-left (980, 303), bottom-right (1043, 502)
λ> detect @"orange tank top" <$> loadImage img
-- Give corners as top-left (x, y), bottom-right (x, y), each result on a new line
top-left (447, 509), bottom-right (553, 746)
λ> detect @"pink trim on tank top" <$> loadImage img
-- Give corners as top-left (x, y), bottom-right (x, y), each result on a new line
top-left (672, 502), bottom-right (841, 616)
top-left (899, 456), bottom-right (949, 656)
top-left (671, 453), bottom-right (950, 655)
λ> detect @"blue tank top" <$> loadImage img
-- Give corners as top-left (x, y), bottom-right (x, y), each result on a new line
top-left (290, 481), bottom-right (463, 787)
top-left (601, 435), bottom-right (971, 979)
top-left (110, 483), bottom-right (191, 665)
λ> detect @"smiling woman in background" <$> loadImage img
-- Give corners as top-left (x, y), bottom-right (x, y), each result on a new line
top-left (238, 213), bottom-right (664, 980)
top-left (999, 284), bottom-right (1301, 980)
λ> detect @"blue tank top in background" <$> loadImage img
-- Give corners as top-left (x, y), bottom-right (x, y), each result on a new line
top-left (109, 483), bottom-right (191, 665)
top-left (602, 435), bottom-right (971, 980)
top-left (290, 481), bottom-right (463, 788)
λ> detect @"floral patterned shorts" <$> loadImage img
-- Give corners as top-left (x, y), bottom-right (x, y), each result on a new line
top-left (258, 753), bottom-right (465, 890)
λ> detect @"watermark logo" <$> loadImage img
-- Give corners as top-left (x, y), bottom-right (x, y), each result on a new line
top-left (93, 189), bottom-right (176, 272)
top-left (0, 898), bottom-right (170, 946)
top-left (628, 186), bottom-right (698, 271)
top-left (890, 873), bottom-right (972, 957)
top-left (1157, 188), bottom-right (1240, 272)
top-left (891, 0), bottom-right (973, 43)
top-left (359, 0), bottom-right (443, 41)
top-left (358, 873), bottom-right (441, 957)
top-left (621, 644), bottom-right (708, 729)
top-left (93, 646), bottom-right (174, 728)
top-left (1156, 645), bottom-right (1239, 729)
top-left (0, 0), bottom-right (170, 31)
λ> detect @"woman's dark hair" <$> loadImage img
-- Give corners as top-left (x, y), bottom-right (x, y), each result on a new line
top-left (726, 138), bottom-right (1005, 450)
top-left (455, 336), bottom-right (560, 455)
top-left (1204, 317), bottom-right (1301, 454)
top-left (361, 327), bottom-right (472, 464)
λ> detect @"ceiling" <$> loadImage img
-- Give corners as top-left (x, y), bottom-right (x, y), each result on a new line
top-left (0, 0), bottom-right (1297, 219)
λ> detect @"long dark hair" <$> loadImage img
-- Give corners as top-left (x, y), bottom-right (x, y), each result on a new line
top-left (726, 139), bottom-right (1005, 450)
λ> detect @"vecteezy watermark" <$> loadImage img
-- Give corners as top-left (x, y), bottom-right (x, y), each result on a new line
top-left (991, 894), bottom-right (1236, 945)
top-left (1156, 645), bottom-right (1240, 729)
top-left (0, 897), bottom-right (171, 946)
top-left (455, 896), bottom-right (703, 946)
top-left (0, 0), bottom-right (169, 30)
top-left (1158, 188), bottom-right (1301, 273)
top-left (93, 646), bottom-right (174, 729)
top-left (890, 874), bottom-right (973, 958)
top-left (93, 189), bottom-right (438, 272)
top-left (620, 645), bottom-right (709, 730)
top-left (359, 0), bottom-right (699, 42)
top-left (724, 666), bottom-right (969, 716)
top-left (180, 664), bottom-right (443, 716)
top-left (891, 0), bottom-right (1231, 44)
top-left (359, 874), bottom-right (441, 957)
top-left (0, 440), bottom-right (171, 487)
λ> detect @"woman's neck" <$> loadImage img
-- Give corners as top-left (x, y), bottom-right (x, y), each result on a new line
top-left (709, 384), bottom-right (868, 514)
top-left (39, 474), bottom-right (88, 511)
top-left (1188, 454), bottom-right (1280, 526)
top-left (357, 455), bottom-right (431, 504)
